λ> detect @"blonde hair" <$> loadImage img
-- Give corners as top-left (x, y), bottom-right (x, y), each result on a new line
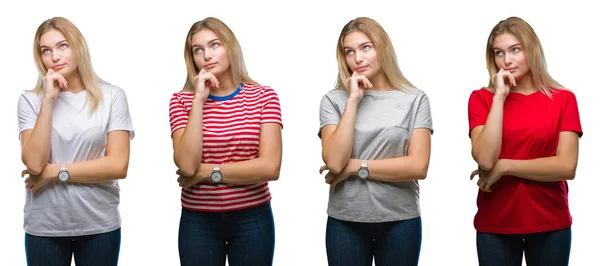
top-left (335, 17), bottom-right (415, 91)
top-left (486, 17), bottom-right (563, 96)
top-left (33, 17), bottom-right (103, 112)
top-left (182, 17), bottom-right (257, 91)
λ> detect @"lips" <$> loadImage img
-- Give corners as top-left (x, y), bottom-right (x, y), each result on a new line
top-left (204, 63), bottom-right (217, 68)
top-left (53, 64), bottom-right (66, 70)
top-left (356, 65), bottom-right (369, 72)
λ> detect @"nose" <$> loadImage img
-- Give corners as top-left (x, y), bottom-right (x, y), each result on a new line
top-left (203, 49), bottom-right (213, 61)
top-left (52, 49), bottom-right (61, 62)
top-left (503, 53), bottom-right (513, 66)
top-left (354, 51), bottom-right (364, 65)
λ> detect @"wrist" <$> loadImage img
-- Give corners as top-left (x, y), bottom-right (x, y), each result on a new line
top-left (47, 164), bottom-right (61, 181)
top-left (492, 94), bottom-right (506, 102)
top-left (346, 98), bottom-right (359, 107)
top-left (42, 96), bottom-right (56, 104)
top-left (497, 159), bottom-right (511, 175)
top-left (350, 159), bottom-right (361, 175)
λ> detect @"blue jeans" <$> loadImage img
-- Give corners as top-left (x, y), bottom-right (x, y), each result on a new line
top-left (326, 216), bottom-right (422, 266)
top-left (25, 228), bottom-right (121, 266)
top-left (476, 227), bottom-right (571, 266)
top-left (178, 202), bottom-right (275, 266)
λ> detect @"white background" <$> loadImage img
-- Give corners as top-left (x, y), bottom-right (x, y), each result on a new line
top-left (1, 0), bottom-right (598, 265)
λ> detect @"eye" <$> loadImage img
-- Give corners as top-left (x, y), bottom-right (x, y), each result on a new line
top-left (194, 48), bottom-right (203, 54)
top-left (345, 49), bottom-right (354, 55)
top-left (60, 43), bottom-right (68, 49)
top-left (494, 50), bottom-right (504, 56)
top-left (362, 45), bottom-right (371, 51)
top-left (42, 49), bottom-right (51, 54)
top-left (512, 47), bottom-right (521, 53)
top-left (210, 42), bottom-right (220, 49)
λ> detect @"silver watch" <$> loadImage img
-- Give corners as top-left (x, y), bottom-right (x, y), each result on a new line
top-left (358, 160), bottom-right (369, 180)
top-left (58, 164), bottom-right (70, 182)
top-left (211, 164), bottom-right (223, 183)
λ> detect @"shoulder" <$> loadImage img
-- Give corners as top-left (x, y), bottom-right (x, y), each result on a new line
top-left (322, 89), bottom-right (348, 102)
top-left (99, 82), bottom-right (127, 100)
top-left (550, 88), bottom-right (576, 99)
top-left (18, 91), bottom-right (42, 108)
top-left (243, 83), bottom-right (276, 94)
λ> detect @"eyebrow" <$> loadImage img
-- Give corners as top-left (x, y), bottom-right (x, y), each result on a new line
top-left (192, 38), bottom-right (220, 49)
top-left (40, 40), bottom-right (67, 49)
top-left (343, 41), bottom-right (372, 50)
top-left (493, 43), bottom-right (521, 50)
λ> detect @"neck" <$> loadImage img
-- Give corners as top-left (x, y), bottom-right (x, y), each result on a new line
top-left (62, 71), bottom-right (85, 93)
top-left (211, 73), bottom-right (238, 96)
top-left (511, 73), bottom-right (536, 95)
top-left (367, 71), bottom-right (394, 92)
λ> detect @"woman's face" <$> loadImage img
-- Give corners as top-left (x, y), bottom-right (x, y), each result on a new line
top-left (39, 29), bottom-right (77, 79)
top-left (342, 31), bottom-right (381, 79)
top-left (191, 29), bottom-right (230, 79)
top-left (493, 33), bottom-right (530, 81)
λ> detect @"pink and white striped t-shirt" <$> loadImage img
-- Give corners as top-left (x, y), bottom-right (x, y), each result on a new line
top-left (169, 83), bottom-right (282, 212)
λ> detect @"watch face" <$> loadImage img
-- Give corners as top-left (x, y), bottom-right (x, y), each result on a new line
top-left (358, 168), bottom-right (369, 179)
top-left (211, 172), bottom-right (222, 182)
top-left (58, 171), bottom-right (69, 182)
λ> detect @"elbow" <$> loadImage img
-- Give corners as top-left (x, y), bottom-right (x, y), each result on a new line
top-left (115, 162), bottom-right (129, 180)
top-left (564, 163), bottom-right (577, 180)
top-left (414, 163), bottom-right (429, 180)
top-left (23, 160), bottom-right (45, 176)
top-left (322, 158), bottom-right (344, 174)
top-left (266, 163), bottom-right (281, 181)
top-left (474, 158), bottom-right (495, 171)
top-left (472, 151), bottom-right (496, 171)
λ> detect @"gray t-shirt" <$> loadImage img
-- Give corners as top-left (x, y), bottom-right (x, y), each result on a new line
top-left (319, 88), bottom-right (433, 223)
top-left (17, 83), bottom-right (134, 237)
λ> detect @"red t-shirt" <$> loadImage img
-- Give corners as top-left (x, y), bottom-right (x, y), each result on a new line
top-left (169, 84), bottom-right (283, 212)
top-left (468, 88), bottom-right (582, 234)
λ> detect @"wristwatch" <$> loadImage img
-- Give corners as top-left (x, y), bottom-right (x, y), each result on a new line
top-left (211, 164), bottom-right (223, 183)
top-left (358, 160), bottom-right (369, 180)
top-left (58, 164), bottom-right (70, 182)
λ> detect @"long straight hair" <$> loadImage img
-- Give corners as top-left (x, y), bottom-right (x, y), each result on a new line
top-left (32, 17), bottom-right (102, 112)
top-left (335, 17), bottom-right (415, 91)
top-left (486, 17), bottom-right (563, 96)
top-left (182, 17), bottom-right (257, 92)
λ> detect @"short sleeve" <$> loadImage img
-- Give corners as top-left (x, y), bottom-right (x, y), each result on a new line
top-left (468, 90), bottom-right (490, 137)
top-left (169, 93), bottom-right (189, 135)
top-left (17, 93), bottom-right (38, 139)
top-left (414, 92), bottom-right (433, 134)
top-left (260, 87), bottom-right (283, 128)
top-left (318, 93), bottom-right (341, 138)
top-left (107, 88), bottom-right (135, 139)
top-left (559, 91), bottom-right (583, 137)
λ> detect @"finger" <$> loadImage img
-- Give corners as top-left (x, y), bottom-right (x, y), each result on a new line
top-left (352, 71), bottom-right (358, 77)
top-left (60, 75), bottom-right (68, 88)
top-left (470, 170), bottom-right (479, 180)
top-left (362, 76), bottom-right (373, 89)
top-left (21, 169), bottom-right (30, 177)
top-left (319, 165), bottom-right (328, 174)
top-left (484, 181), bottom-right (493, 192)
top-left (508, 73), bottom-right (517, 87)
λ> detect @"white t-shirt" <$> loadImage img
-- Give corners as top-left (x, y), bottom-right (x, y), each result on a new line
top-left (17, 83), bottom-right (134, 237)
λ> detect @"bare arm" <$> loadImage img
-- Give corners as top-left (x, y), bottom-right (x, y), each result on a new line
top-left (470, 95), bottom-right (504, 171)
top-left (321, 98), bottom-right (359, 174)
top-left (500, 132), bottom-right (579, 182)
top-left (172, 97), bottom-right (205, 177)
top-left (20, 98), bottom-right (53, 175)
top-left (184, 123), bottom-right (282, 186)
top-left (364, 128), bottom-right (431, 182)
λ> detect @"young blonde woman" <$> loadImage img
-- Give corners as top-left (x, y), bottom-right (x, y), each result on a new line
top-left (18, 17), bottom-right (134, 266)
top-left (169, 17), bottom-right (282, 266)
top-left (319, 17), bottom-right (433, 266)
top-left (468, 17), bottom-right (582, 266)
